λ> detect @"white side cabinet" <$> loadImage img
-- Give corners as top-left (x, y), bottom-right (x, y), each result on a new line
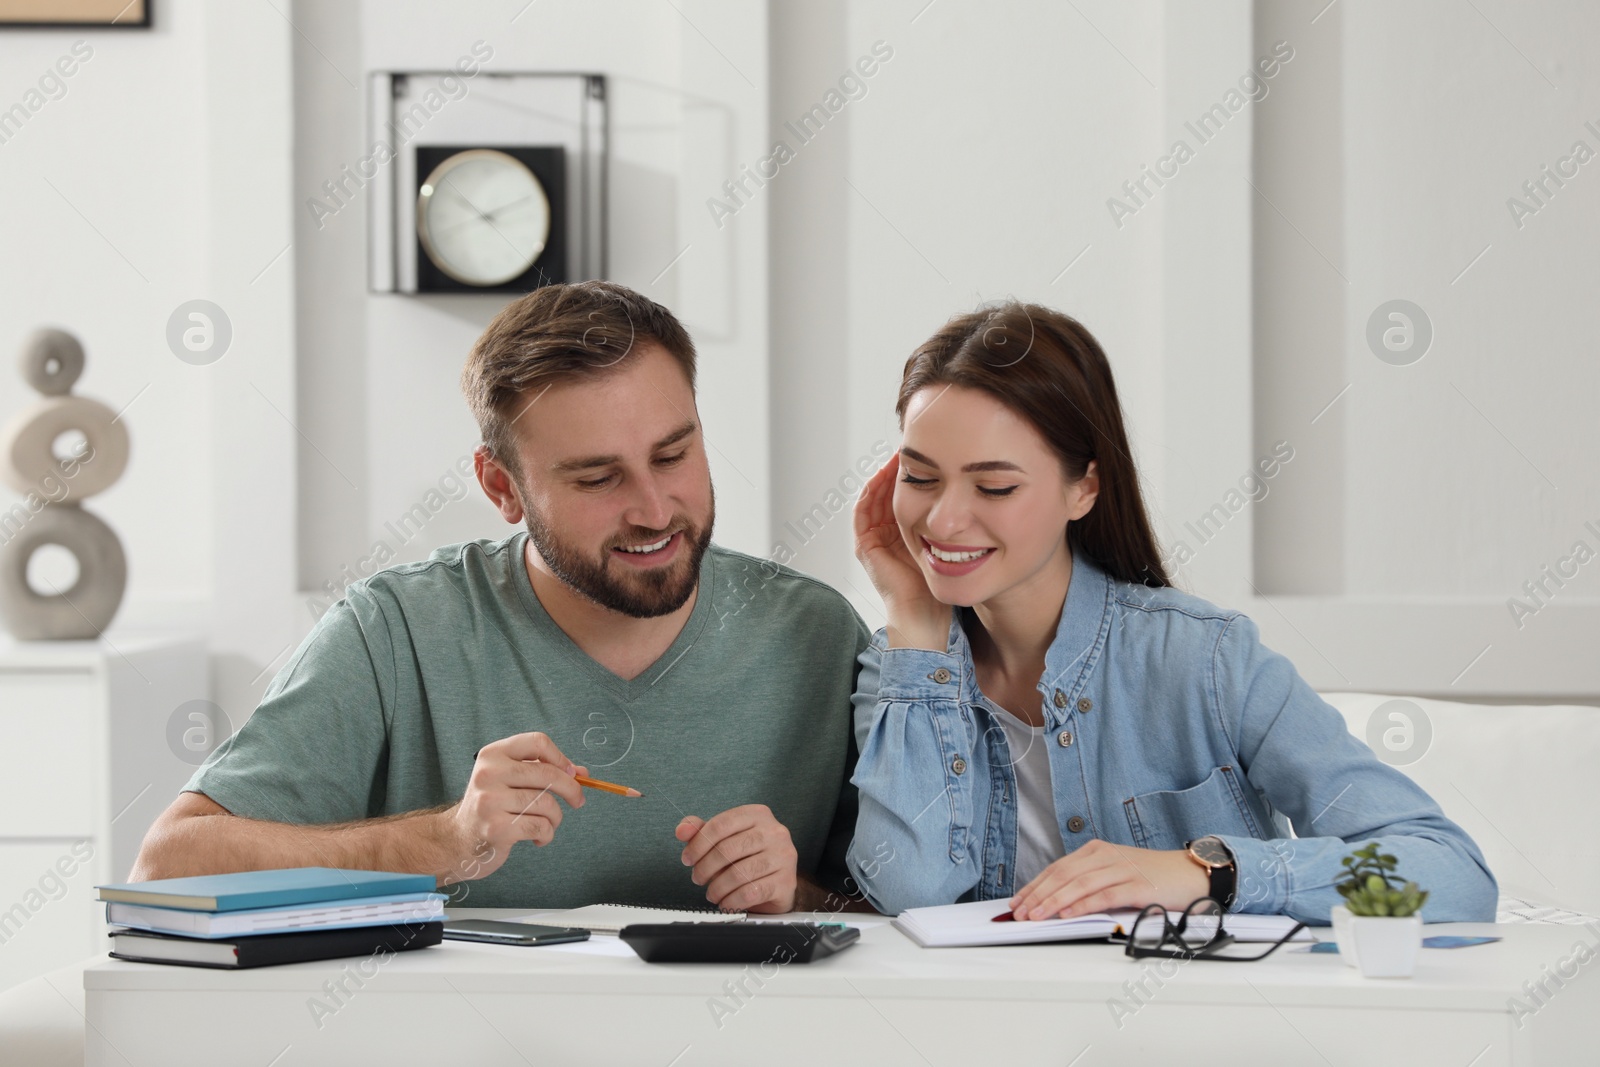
top-left (0, 632), bottom-right (207, 993)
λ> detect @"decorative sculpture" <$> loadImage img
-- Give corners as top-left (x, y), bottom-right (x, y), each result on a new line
top-left (0, 328), bottom-right (129, 639)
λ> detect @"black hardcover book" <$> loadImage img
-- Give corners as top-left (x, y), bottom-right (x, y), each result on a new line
top-left (108, 921), bottom-right (444, 969)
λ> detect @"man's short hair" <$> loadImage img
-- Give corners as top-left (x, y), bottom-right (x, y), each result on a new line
top-left (460, 280), bottom-right (698, 477)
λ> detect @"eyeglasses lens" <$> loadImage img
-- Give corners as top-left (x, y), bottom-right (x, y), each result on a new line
top-left (1179, 898), bottom-right (1224, 951)
top-left (1130, 907), bottom-right (1169, 951)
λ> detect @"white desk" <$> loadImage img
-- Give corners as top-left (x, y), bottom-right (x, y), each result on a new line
top-left (83, 909), bottom-right (1596, 1066)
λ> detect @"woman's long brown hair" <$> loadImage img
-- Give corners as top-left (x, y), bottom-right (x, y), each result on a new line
top-left (895, 302), bottom-right (1170, 588)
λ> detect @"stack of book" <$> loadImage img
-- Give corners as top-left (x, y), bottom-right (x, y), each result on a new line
top-left (95, 867), bottom-right (447, 969)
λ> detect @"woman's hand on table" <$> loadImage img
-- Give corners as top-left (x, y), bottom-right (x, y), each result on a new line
top-left (1007, 840), bottom-right (1210, 920)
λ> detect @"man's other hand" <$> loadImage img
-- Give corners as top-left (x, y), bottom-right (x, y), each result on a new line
top-left (675, 804), bottom-right (799, 913)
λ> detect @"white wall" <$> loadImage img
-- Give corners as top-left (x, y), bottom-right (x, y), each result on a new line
top-left (0, 2), bottom-right (297, 722)
top-left (0, 11), bottom-right (213, 624)
top-left (1252, 0), bottom-right (1344, 596)
top-left (1242, 0), bottom-right (1600, 699)
top-left (1340, 0), bottom-right (1599, 598)
top-left (4, 0), bottom-right (1597, 731)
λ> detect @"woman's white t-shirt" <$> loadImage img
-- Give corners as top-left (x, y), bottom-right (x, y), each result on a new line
top-left (990, 703), bottom-right (1067, 885)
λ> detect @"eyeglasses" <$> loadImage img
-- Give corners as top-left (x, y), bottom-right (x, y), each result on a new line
top-left (1123, 897), bottom-right (1307, 962)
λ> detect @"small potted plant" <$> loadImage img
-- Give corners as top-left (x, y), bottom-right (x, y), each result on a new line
top-left (1330, 842), bottom-right (1429, 977)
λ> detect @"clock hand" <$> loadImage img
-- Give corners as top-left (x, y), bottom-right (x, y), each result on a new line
top-left (431, 214), bottom-right (495, 239)
top-left (483, 194), bottom-right (536, 221)
top-left (431, 194), bottom-right (537, 239)
top-left (438, 176), bottom-right (494, 223)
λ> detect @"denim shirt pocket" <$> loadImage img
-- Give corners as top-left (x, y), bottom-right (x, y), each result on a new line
top-left (1122, 765), bottom-right (1264, 851)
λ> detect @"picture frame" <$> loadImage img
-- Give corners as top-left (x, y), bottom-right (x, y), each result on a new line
top-left (0, 0), bottom-right (150, 28)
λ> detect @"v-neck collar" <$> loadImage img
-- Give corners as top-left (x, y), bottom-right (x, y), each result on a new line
top-left (507, 530), bottom-right (717, 702)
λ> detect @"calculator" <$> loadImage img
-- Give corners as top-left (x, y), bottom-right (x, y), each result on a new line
top-left (618, 921), bottom-right (860, 963)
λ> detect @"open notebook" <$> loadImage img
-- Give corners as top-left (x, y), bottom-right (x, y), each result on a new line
top-left (518, 904), bottom-right (747, 935)
top-left (894, 898), bottom-right (1314, 948)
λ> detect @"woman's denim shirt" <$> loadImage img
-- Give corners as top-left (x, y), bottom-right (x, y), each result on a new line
top-left (846, 546), bottom-right (1498, 925)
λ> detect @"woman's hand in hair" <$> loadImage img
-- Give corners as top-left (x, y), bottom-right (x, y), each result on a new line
top-left (1007, 840), bottom-right (1209, 921)
top-left (855, 455), bottom-right (949, 649)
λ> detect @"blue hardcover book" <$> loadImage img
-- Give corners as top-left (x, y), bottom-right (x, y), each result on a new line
top-left (95, 867), bottom-right (437, 912)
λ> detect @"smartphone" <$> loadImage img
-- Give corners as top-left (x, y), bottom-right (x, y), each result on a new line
top-left (442, 920), bottom-right (591, 946)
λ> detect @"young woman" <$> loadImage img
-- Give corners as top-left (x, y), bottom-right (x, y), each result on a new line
top-left (847, 302), bottom-right (1497, 924)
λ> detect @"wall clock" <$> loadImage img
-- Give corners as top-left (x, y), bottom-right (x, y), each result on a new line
top-left (368, 72), bottom-right (605, 295)
top-left (414, 145), bottom-right (567, 293)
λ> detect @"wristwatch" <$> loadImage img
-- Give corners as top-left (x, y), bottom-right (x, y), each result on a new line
top-left (1184, 835), bottom-right (1237, 909)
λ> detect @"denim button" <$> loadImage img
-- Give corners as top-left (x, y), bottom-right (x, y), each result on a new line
top-left (1077, 697), bottom-right (1093, 713)
top-left (932, 667), bottom-right (952, 684)
top-left (952, 756), bottom-right (967, 775)
top-left (1053, 689), bottom-right (1067, 708)
top-left (1067, 815), bottom-right (1086, 833)
top-left (1057, 730), bottom-right (1073, 747)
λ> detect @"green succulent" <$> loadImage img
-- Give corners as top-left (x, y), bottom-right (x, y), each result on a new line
top-left (1334, 842), bottom-right (1429, 918)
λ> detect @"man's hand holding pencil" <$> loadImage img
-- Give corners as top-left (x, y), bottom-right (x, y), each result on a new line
top-left (440, 732), bottom-right (591, 881)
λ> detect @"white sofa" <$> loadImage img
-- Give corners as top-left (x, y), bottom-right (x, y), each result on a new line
top-left (4, 692), bottom-right (1597, 1063)
top-left (1319, 692), bottom-right (1600, 917)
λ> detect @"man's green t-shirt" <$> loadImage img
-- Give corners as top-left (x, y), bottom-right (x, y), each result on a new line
top-left (185, 533), bottom-right (869, 909)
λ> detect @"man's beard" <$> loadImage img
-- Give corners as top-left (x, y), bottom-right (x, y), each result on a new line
top-left (524, 491), bottom-right (715, 619)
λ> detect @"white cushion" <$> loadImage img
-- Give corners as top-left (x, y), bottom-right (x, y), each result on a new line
top-left (0, 955), bottom-right (93, 1067)
top-left (1319, 692), bottom-right (1600, 916)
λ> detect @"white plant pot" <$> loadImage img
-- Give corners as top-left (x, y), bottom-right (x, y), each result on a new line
top-left (1329, 905), bottom-right (1422, 978)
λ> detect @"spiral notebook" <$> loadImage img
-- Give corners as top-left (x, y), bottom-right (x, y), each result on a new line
top-left (520, 903), bottom-right (746, 934)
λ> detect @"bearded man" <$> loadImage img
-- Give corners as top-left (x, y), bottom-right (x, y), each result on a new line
top-left (132, 281), bottom-right (867, 913)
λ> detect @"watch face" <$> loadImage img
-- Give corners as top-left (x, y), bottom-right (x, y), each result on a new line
top-left (416, 149), bottom-right (552, 286)
top-left (1189, 835), bottom-right (1231, 867)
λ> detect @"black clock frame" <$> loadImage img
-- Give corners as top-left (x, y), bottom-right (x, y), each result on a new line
top-left (414, 144), bottom-right (569, 294)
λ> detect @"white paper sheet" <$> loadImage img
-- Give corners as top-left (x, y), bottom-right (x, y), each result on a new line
top-left (540, 936), bottom-right (642, 958)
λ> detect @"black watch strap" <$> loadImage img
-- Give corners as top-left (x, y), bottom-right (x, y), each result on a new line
top-left (1210, 857), bottom-right (1237, 910)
